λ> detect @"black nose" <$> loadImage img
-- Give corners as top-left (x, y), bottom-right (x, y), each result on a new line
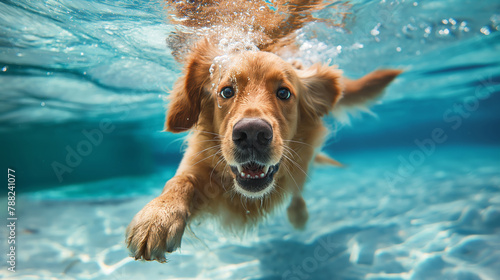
top-left (232, 118), bottom-right (273, 150)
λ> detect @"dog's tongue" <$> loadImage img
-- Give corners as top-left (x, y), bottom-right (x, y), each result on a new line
top-left (243, 162), bottom-right (263, 176)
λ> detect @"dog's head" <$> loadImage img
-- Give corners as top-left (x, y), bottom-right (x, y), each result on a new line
top-left (165, 39), bottom-right (398, 198)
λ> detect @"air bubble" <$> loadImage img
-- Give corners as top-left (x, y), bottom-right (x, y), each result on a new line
top-left (352, 42), bottom-right (364, 49)
top-left (458, 21), bottom-right (470, 33)
top-left (217, 96), bottom-right (222, 109)
top-left (370, 24), bottom-right (381, 36)
top-left (480, 26), bottom-right (491, 36)
top-left (209, 64), bottom-right (215, 78)
top-left (438, 28), bottom-right (450, 36)
top-left (491, 14), bottom-right (500, 31)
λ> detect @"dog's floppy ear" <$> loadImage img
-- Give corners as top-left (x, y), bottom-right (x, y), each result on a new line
top-left (297, 64), bottom-right (343, 120)
top-left (165, 39), bottom-right (218, 133)
top-left (337, 69), bottom-right (403, 108)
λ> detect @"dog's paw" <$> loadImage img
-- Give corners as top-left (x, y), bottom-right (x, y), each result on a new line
top-left (287, 196), bottom-right (308, 229)
top-left (125, 196), bottom-right (189, 262)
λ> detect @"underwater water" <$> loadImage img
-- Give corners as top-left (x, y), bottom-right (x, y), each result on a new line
top-left (1, 0), bottom-right (500, 279)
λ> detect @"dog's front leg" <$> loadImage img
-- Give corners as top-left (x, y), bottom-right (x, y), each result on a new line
top-left (125, 174), bottom-right (197, 262)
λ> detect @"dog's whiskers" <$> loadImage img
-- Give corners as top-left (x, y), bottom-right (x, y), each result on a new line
top-left (194, 139), bottom-right (223, 144)
top-left (283, 139), bottom-right (314, 148)
top-left (282, 152), bottom-right (308, 174)
top-left (282, 144), bottom-right (302, 162)
top-left (188, 147), bottom-right (222, 168)
top-left (210, 155), bottom-right (226, 190)
top-left (174, 127), bottom-right (224, 139)
top-left (189, 144), bottom-right (221, 161)
top-left (282, 161), bottom-right (301, 193)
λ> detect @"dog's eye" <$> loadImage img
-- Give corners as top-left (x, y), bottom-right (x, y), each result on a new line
top-left (276, 88), bottom-right (291, 100)
top-left (220, 87), bottom-right (235, 99)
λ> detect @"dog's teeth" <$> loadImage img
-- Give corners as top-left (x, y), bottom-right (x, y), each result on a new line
top-left (246, 174), bottom-right (251, 178)
top-left (240, 172), bottom-right (245, 177)
top-left (263, 165), bottom-right (270, 175)
top-left (260, 173), bottom-right (265, 178)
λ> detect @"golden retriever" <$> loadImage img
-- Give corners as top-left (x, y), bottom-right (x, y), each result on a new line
top-left (126, 0), bottom-right (401, 262)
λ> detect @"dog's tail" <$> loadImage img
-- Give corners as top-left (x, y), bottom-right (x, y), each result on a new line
top-left (164, 0), bottom-right (349, 61)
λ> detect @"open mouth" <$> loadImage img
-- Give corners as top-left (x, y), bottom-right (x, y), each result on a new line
top-left (230, 161), bottom-right (280, 195)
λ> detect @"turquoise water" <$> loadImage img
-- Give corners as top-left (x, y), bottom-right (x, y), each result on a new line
top-left (1, 0), bottom-right (499, 279)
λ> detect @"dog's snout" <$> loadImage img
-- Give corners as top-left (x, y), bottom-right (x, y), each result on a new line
top-left (232, 118), bottom-right (273, 149)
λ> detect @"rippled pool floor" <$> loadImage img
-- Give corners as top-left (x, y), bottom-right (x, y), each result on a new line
top-left (2, 145), bottom-right (498, 280)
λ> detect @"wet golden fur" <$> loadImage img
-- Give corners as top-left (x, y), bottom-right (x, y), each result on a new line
top-left (164, 0), bottom-right (349, 62)
top-left (126, 0), bottom-right (401, 262)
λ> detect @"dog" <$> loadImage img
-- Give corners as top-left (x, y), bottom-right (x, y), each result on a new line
top-left (126, 0), bottom-right (401, 262)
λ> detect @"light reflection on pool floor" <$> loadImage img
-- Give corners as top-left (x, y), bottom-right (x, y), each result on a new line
top-left (2, 145), bottom-right (498, 280)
